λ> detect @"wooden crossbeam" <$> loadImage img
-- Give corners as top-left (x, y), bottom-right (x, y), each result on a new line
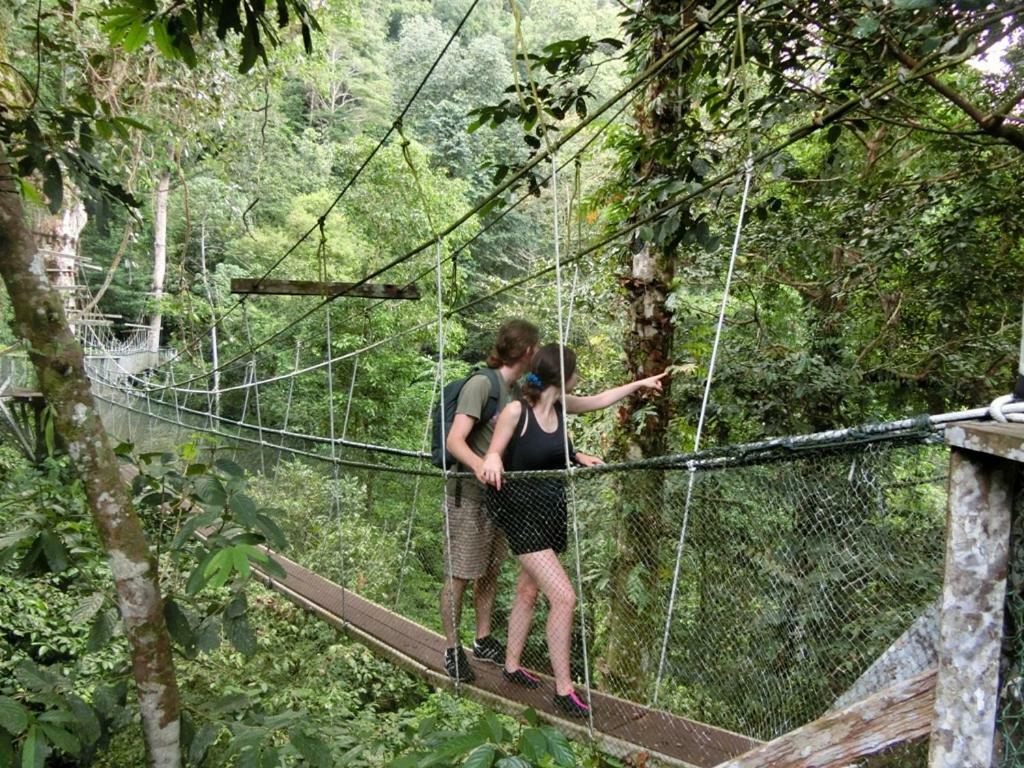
top-left (230, 278), bottom-right (420, 300)
top-left (714, 669), bottom-right (936, 768)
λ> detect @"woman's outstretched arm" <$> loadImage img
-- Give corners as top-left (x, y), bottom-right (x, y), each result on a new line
top-left (565, 371), bottom-right (667, 414)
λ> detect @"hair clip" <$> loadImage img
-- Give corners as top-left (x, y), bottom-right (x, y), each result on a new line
top-left (525, 372), bottom-right (543, 388)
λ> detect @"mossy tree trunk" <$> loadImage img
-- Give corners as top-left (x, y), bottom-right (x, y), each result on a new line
top-left (0, 169), bottom-right (182, 767)
top-left (602, 0), bottom-right (690, 698)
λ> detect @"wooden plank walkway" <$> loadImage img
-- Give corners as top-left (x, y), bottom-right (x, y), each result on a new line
top-left (253, 549), bottom-right (761, 768)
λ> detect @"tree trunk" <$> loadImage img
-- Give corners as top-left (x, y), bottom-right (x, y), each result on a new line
top-left (602, 1), bottom-right (692, 699)
top-left (0, 169), bottom-right (182, 767)
top-left (148, 171), bottom-right (170, 353)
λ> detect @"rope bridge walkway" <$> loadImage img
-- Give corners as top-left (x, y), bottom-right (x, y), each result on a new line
top-left (33, 342), bottom-right (967, 767)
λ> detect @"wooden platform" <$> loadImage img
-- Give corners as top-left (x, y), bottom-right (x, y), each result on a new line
top-left (253, 550), bottom-right (760, 767)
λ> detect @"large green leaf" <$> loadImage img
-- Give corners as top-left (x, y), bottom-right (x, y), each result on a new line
top-left (462, 744), bottom-right (496, 768)
top-left (38, 723), bottom-right (80, 758)
top-left (21, 725), bottom-right (46, 768)
top-left (188, 722), bottom-right (222, 766)
top-left (288, 729), bottom-right (330, 768)
top-left (542, 729), bottom-right (574, 767)
top-left (0, 696), bottom-right (30, 736)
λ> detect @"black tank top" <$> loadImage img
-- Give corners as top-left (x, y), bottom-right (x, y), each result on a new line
top-left (504, 400), bottom-right (574, 472)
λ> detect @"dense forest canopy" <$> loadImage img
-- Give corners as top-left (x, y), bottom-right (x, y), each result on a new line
top-left (1, 0), bottom-right (1023, 765)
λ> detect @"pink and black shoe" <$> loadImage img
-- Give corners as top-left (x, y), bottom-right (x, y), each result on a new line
top-left (502, 667), bottom-right (541, 689)
top-left (553, 690), bottom-right (591, 718)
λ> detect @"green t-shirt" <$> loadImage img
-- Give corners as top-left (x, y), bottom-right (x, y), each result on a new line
top-left (445, 371), bottom-right (514, 502)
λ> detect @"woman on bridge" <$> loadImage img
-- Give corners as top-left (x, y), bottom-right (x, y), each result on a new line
top-left (479, 344), bottom-right (665, 717)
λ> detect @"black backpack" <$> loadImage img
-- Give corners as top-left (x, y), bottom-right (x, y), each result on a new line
top-left (430, 367), bottom-right (502, 469)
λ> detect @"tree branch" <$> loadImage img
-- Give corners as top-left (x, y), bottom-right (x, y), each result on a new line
top-left (888, 43), bottom-right (1024, 153)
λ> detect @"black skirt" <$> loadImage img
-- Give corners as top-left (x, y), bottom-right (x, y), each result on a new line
top-left (487, 478), bottom-right (567, 556)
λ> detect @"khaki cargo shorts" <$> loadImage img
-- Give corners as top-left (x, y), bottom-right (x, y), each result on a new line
top-left (442, 494), bottom-right (508, 580)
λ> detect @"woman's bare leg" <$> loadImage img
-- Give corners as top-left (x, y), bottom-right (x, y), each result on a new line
top-left (504, 568), bottom-right (539, 672)
top-left (517, 549), bottom-right (576, 695)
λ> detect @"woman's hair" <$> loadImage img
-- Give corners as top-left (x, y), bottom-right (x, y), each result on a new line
top-left (486, 318), bottom-right (540, 368)
top-left (522, 344), bottom-right (577, 404)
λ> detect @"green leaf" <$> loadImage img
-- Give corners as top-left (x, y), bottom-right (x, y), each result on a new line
top-left (0, 731), bottom-right (13, 765)
top-left (204, 550), bottom-right (234, 590)
top-left (232, 546), bottom-right (252, 580)
top-left (521, 709), bottom-right (539, 727)
top-left (87, 608), bottom-right (118, 652)
top-left (254, 512), bottom-right (286, 550)
top-left (0, 528), bottom-right (35, 550)
top-left (196, 617), bottom-right (222, 653)
top-left (853, 15), bottom-right (880, 38)
top-left (518, 728), bottom-right (547, 762)
top-left (462, 744), bottom-right (496, 768)
top-left (71, 592), bottom-right (106, 626)
top-left (172, 508), bottom-right (220, 549)
top-left (188, 722), bottom-right (221, 766)
top-left (186, 549), bottom-right (218, 595)
top-left (495, 758), bottom-right (531, 768)
top-left (261, 555), bottom-right (286, 580)
top-left (66, 696), bottom-right (101, 748)
top-left (151, 19), bottom-right (177, 58)
top-left (484, 713), bottom-right (504, 743)
top-left (289, 729), bottom-right (330, 768)
top-left (230, 493), bottom-right (258, 525)
top-left (543, 729), bottom-right (575, 767)
top-left (0, 696), bottom-right (30, 736)
top-left (39, 530), bottom-right (69, 573)
top-left (215, 458), bottom-right (245, 477)
top-left (122, 20), bottom-right (150, 51)
top-left (164, 598), bottom-right (196, 653)
top-left (17, 179), bottom-right (44, 206)
top-left (211, 692), bottom-right (249, 713)
top-left (21, 725), bottom-right (46, 768)
top-left (893, 0), bottom-right (934, 7)
top-left (38, 723), bottom-right (80, 757)
top-left (193, 476), bottom-right (227, 507)
top-left (42, 158), bottom-right (63, 214)
top-left (225, 613), bottom-right (257, 657)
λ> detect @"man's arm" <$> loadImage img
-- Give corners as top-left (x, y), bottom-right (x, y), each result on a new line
top-left (446, 412), bottom-right (482, 473)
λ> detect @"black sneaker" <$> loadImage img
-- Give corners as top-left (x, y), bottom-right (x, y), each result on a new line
top-left (444, 646), bottom-right (475, 683)
top-left (553, 691), bottom-right (591, 719)
top-left (472, 635), bottom-right (505, 665)
top-left (502, 667), bottom-right (541, 689)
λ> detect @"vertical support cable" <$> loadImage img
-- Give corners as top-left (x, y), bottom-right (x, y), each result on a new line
top-left (242, 307), bottom-right (266, 474)
top-left (324, 293), bottom-right (348, 624)
top-left (276, 339), bottom-right (302, 466)
top-left (435, 235), bottom-right (463, 690)
top-left (551, 155), bottom-right (595, 733)
top-left (653, 156), bottom-right (755, 705)
top-left (395, 366), bottom-right (442, 609)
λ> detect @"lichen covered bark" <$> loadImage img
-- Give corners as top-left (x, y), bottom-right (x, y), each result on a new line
top-left (0, 170), bottom-right (181, 767)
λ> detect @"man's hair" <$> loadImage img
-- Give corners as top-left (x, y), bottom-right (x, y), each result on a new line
top-left (522, 344), bottom-right (577, 405)
top-left (486, 318), bottom-right (540, 368)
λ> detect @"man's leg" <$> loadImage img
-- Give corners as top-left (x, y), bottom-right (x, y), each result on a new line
top-left (473, 555), bottom-right (500, 641)
top-left (440, 575), bottom-right (469, 648)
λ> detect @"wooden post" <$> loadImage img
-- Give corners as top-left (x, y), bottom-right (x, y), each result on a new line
top-left (229, 277), bottom-right (420, 300)
top-left (931, 422), bottom-right (1021, 768)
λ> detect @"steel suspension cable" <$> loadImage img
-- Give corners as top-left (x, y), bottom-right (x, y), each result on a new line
top-left (653, 156), bottom-right (755, 705)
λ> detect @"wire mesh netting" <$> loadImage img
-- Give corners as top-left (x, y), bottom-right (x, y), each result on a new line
top-left (90, 374), bottom-right (948, 753)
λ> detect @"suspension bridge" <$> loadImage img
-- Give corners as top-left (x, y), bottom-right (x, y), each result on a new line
top-left (3, 326), bottom-right (1022, 767)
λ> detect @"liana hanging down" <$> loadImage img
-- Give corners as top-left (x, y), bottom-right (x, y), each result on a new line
top-left (479, 344), bottom-right (666, 718)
